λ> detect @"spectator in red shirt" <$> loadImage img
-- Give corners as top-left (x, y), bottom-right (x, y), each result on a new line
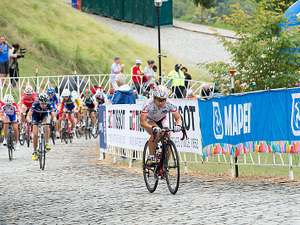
top-left (131, 59), bottom-right (144, 94)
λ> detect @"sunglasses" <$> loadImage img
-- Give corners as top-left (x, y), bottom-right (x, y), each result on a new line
top-left (154, 97), bottom-right (166, 103)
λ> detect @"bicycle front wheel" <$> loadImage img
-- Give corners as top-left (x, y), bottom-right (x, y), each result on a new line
top-left (165, 140), bottom-right (180, 195)
top-left (142, 141), bottom-right (158, 193)
top-left (38, 134), bottom-right (46, 170)
top-left (7, 129), bottom-right (13, 161)
top-left (26, 124), bottom-right (30, 147)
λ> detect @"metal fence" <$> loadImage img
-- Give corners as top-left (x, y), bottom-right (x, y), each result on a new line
top-left (1, 74), bottom-right (214, 102)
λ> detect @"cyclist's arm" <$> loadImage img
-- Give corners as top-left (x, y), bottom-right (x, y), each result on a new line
top-left (140, 114), bottom-right (152, 130)
top-left (16, 111), bottom-right (21, 122)
top-left (51, 111), bottom-right (57, 123)
top-left (26, 111), bottom-right (33, 122)
top-left (0, 112), bottom-right (4, 121)
top-left (172, 111), bottom-right (182, 127)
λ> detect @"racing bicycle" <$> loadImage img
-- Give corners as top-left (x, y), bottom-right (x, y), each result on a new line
top-left (3, 121), bottom-right (17, 161)
top-left (37, 122), bottom-right (53, 170)
top-left (142, 127), bottom-right (186, 195)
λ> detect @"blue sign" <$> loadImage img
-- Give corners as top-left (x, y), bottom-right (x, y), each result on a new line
top-left (99, 105), bottom-right (107, 149)
top-left (198, 88), bottom-right (300, 148)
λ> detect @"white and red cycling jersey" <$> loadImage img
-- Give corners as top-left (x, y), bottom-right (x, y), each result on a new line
top-left (0, 103), bottom-right (19, 116)
top-left (20, 92), bottom-right (38, 109)
top-left (141, 98), bottom-right (177, 126)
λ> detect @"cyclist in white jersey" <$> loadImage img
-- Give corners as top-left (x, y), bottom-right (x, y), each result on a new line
top-left (140, 85), bottom-right (182, 163)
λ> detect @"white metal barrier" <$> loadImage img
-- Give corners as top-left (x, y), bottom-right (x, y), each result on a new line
top-left (0, 74), bottom-right (214, 102)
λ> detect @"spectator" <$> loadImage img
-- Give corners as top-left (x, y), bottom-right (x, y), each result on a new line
top-left (168, 64), bottom-right (185, 98)
top-left (201, 83), bottom-right (214, 100)
top-left (0, 36), bottom-right (13, 87)
top-left (213, 80), bottom-right (221, 93)
top-left (181, 67), bottom-right (192, 93)
top-left (131, 59), bottom-right (143, 94)
top-left (152, 65), bottom-right (159, 86)
top-left (107, 88), bottom-right (114, 102)
top-left (112, 74), bottom-right (136, 105)
top-left (143, 60), bottom-right (157, 92)
top-left (142, 91), bottom-right (150, 99)
top-left (186, 89), bottom-right (197, 99)
top-left (111, 56), bottom-right (125, 89)
top-left (9, 43), bottom-right (23, 86)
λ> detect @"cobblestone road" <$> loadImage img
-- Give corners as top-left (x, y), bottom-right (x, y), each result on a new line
top-left (0, 138), bottom-right (300, 224)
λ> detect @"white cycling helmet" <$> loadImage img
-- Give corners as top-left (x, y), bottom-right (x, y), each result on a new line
top-left (95, 89), bottom-right (103, 97)
top-left (3, 94), bottom-right (14, 105)
top-left (135, 59), bottom-right (142, 64)
top-left (153, 85), bottom-right (170, 99)
top-left (24, 85), bottom-right (33, 95)
top-left (61, 89), bottom-right (70, 97)
top-left (71, 91), bottom-right (78, 99)
top-left (187, 89), bottom-right (194, 96)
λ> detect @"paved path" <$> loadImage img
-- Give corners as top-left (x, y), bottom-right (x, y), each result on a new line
top-left (0, 137), bottom-right (300, 224)
top-left (87, 14), bottom-right (232, 68)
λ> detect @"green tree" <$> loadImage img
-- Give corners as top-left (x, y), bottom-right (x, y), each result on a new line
top-left (200, 0), bottom-right (300, 93)
top-left (192, 0), bottom-right (215, 22)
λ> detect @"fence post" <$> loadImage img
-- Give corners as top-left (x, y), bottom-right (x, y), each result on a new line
top-left (184, 152), bottom-right (187, 174)
top-left (235, 156), bottom-right (239, 178)
top-left (99, 148), bottom-right (103, 160)
top-left (230, 155), bottom-right (234, 178)
top-left (129, 149), bottom-right (132, 168)
top-left (289, 153), bottom-right (294, 180)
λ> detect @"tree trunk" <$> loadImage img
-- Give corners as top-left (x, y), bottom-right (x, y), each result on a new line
top-left (201, 0), bottom-right (204, 23)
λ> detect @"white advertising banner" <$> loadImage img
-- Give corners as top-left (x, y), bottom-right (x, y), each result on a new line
top-left (105, 99), bottom-right (202, 154)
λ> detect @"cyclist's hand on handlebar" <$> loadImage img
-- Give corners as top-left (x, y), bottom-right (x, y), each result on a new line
top-left (152, 126), bottom-right (162, 134)
top-left (174, 125), bottom-right (182, 133)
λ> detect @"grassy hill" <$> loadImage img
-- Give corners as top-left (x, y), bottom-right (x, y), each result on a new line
top-left (0, 0), bottom-right (205, 79)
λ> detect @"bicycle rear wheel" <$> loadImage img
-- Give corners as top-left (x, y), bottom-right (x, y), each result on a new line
top-left (38, 133), bottom-right (46, 170)
top-left (165, 140), bottom-right (180, 195)
top-left (7, 129), bottom-right (13, 161)
top-left (142, 141), bottom-right (158, 193)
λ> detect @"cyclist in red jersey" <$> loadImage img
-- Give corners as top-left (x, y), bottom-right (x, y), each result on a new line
top-left (19, 85), bottom-right (37, 126)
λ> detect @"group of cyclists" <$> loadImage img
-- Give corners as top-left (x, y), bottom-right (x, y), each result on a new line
top-left (0, 85), bottom-right (107, 161)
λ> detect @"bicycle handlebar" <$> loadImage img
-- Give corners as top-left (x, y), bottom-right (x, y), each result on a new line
top-left (152, 127), bottom-right (187, 142)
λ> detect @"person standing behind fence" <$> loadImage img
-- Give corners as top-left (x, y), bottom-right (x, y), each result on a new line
top-left (143, 60), bottom-right (157, 92)
top-left (0, 36), bottom-right (13, 87)
top-left (9, 44), bottom-right (22, 86)
top-left (112, 74), bottom-right (136, 105)
top-left (181, 67), bottom-right (192, 92)
top-left (111, 56), bottom-right (125, 89)
top-left (131, 59), bottom-right (143, 94)
top-left (168, 64), bottom-right (185, 98)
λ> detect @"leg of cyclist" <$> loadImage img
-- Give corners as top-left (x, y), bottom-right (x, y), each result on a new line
top-left (83, 106), bottom-right (88, 126)
top-left (43, 117), bottom-right (51, 150)
top-left (144, 121), bottom-right (164, 163)
top-left (32, 123), bottom-right (38, 160)
top-left (3, 116), bottom-right (9, 146)
top-left (76, 107), bottom-right (81, 127)
top-left (12, 121), bottom-right (19, 150)
top-left (20, 105), bottom-right (27, 125)
top-left (91, 111), bottom-right (95, 126)
top-left (62, 107), bottom-right (68, 129)
top-left (70, 112), bottom-right (76, 133)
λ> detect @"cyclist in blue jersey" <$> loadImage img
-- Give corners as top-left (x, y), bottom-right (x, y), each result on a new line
top-left (26, 93), bottom-right (57, 161)
top-left (47, 87), bottom-right (60, 137)
top-left (57, 89), bottom-right (77, 134)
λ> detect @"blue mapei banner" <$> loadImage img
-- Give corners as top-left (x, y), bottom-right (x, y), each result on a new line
top-left (198, 88), bottom-right (300, 148)
top-left (98, 105), bottom-right (107, 149)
